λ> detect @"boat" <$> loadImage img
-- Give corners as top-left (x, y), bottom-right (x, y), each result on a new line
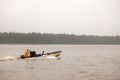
top-left (44, 50), bottom-right (61, 57)
top-left (20, 50), bottom-right (62, 59)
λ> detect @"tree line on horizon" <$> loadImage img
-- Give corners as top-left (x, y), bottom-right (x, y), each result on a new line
top-left (0, 32), bottom-right (120, 44)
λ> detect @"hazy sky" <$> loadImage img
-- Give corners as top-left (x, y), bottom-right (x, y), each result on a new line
top-left (0, 0), bottom-right (120, 35)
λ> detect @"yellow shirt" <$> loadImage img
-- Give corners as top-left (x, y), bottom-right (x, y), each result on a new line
top-left (24, 50), bottom-right (30, 58)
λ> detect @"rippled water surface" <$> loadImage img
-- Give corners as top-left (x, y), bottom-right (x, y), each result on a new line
top-left (0, 44), bottom-right (120, 80)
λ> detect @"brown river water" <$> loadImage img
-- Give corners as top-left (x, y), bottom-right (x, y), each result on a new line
top-left (0, 44), bottom-right (120, 80)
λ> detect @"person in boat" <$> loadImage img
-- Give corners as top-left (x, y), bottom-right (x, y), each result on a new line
top-left (41, 51), bottom-right (45, 55)
top-left (37, 51), bottom-right (45, 56)
top-left (24, 49), bottom-right (30, 58)
top-left (24, 49), bottom-right (37, 58)
top-left (29, 50), bottom-right (37, 57)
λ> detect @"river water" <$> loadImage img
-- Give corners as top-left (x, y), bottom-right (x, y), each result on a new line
top-left (0, 44), bottom-right (120, 80)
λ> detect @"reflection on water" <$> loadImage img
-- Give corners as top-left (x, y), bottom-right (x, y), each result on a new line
top-left (0, 44), bottom-right (120, 80)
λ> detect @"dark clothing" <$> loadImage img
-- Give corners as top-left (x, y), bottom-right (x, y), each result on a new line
top-left (37, 51), bottom-right (44, 56)
top-left (37, 54), bottom-right (43, 56)
top-left (30, 51), bottom-right (37, 57)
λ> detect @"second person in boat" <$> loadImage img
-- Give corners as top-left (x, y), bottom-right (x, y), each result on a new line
top-left (37, 51), bottom-right (45, 56)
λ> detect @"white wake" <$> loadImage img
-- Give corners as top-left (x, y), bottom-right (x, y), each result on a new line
top-left (0, 56), bottom-right (18, 61)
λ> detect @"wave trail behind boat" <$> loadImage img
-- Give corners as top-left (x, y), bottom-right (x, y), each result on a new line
top-left (0, 56), bottom-right (19, 61)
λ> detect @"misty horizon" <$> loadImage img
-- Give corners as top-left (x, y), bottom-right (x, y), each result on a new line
top-left (0, 32), bottom-right (120, 36)
top-left (0, 32), bottom-right (120, 44)
top-left (0, 0), bottom-right (120, 36)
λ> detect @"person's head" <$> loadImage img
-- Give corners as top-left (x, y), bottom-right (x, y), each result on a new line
top-left (27, 49), bottom-right (30, 51)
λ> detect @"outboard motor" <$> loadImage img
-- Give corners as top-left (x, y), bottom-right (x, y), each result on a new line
top-left (20, 55), bottom-right (25, 59)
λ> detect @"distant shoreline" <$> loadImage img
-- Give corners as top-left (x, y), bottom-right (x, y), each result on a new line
top-left (0, 32), bottom-right (120, 44)
top-left (0, 43), bottom-right (120, 45)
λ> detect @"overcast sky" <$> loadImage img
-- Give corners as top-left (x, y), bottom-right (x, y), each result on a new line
top-left (0, 0), bottom-right (120, 36)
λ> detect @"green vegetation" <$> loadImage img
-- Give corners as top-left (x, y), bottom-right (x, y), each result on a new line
top-left (0, 32), bottom-right (120, 44)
